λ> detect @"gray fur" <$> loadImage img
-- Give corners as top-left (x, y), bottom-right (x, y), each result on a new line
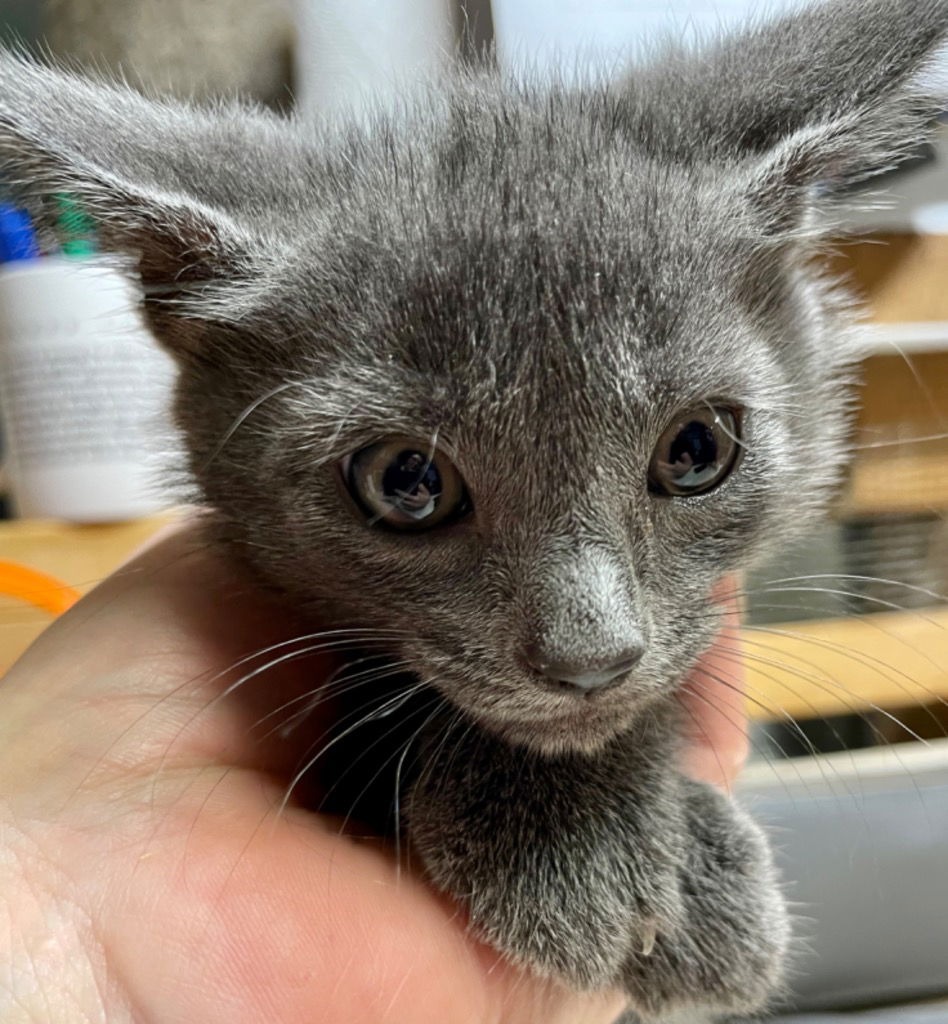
top-left (1, 1), bottom-right (946, 1019)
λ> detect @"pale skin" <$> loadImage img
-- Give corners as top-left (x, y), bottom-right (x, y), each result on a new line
top-left (0, 523), bottom-right (747, 1024)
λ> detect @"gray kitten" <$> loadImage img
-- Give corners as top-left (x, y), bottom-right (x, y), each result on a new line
top-left (2, 1), bottom-right (947, 1020)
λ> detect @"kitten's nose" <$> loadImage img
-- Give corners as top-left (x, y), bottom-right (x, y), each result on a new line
top-left (523, 643), bottom-right (644, 694)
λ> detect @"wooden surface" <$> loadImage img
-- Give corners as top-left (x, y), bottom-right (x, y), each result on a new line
top-left (840, 438), bottom-right (948, 516)
top-left (829, 233), bottom-right (948, 323)
top-left (739, 606), bottom-right (948, 723)
top-left (0, 515), bottom-right (170, 674)
top-left (831, 236), bottom-right (948, 516)
top-left (856, 349), bottom-right (948, 438)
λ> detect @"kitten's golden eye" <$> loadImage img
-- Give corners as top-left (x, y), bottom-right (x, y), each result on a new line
top-left (648, 407), bottom-right (742, 497)
top-left (342, 437), bottom-right (470, 530)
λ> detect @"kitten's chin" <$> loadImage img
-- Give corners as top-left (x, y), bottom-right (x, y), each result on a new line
top-left (480, 706), bottom-right (637, 758)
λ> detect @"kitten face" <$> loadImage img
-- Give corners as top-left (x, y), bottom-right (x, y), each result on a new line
top-left (1, 0), bottom-right (943, 755)
top-left (175, 146), bottom-right (853, 754)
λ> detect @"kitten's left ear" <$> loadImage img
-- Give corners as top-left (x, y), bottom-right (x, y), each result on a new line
top-left (740, 104), bottom-right (929, 236)
top-left (0, 52), bottom-right (289, 357)
top-left (640, 0), bottom-right (948, 235)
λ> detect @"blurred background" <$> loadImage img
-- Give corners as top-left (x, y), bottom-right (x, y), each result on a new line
top-left (0, 1), bottom-right (947, 1020)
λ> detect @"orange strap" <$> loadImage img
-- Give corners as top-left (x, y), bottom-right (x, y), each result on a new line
top-left (0, 561), bottom-right (81, 617)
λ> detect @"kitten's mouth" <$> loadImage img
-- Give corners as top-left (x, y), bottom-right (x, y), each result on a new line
top-left (407, 651), bottom-right (653, 755)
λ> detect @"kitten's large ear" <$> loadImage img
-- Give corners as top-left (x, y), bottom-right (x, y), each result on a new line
top-left (0, 53), bottom-right (292, 355)
top-left (638, 0), bottom-right (948, 235)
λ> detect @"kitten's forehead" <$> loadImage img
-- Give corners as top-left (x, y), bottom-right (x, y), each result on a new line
top-left (296, 89), bottom-right (755, 321)
top-left (269, 92), bottom-right (786, 487)
top-left (292, 138), bottom-right (755, 376)
top-left (285, 247), bottom-right (776, 499)
top-left (273, 146), bottom-right (777, 487)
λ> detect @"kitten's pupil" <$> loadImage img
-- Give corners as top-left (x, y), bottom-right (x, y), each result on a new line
top-left (670, 422), bottom-right (717, 476)
top-left (344, 437), bottom-right (469, 530)
top-left (648, 408), bottom-right (741, 497)
top-left (384, 450), bottom-right (444, 509)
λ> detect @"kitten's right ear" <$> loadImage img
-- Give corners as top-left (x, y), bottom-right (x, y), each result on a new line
top-left (0, 52), bottom-right (285, 358)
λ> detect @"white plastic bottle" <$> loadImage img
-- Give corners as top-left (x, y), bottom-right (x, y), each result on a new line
top-left (0, 205), bottom-right (175, 522)
top-left (294, 0), bottom-right (455, 120)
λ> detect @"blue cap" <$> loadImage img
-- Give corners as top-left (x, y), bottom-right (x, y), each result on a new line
top-left (0, 204), bottom-right (39, 263)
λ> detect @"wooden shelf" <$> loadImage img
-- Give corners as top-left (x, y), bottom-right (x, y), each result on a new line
top-left (742, 606), bottom-right (948, 723)
top-left (827, 237), bottom-right (948, 516)
top-left (839, 439), bottom-right (948, 516)
top-left (829, 233), bottom-right (948, 324)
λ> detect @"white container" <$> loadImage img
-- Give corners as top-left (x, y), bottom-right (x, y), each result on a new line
top-left (0, 258), bottom-right (175, 522)
top-left (294, 0), bottom-right (455, 121)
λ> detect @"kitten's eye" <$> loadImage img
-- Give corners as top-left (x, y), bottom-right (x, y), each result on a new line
top-left (648, 407), bottom-right (742, 497)
top-left (342, 437), bottom-right (470, 530)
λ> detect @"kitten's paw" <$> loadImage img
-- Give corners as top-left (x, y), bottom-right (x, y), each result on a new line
top-left (411, 792), bottom-right (681, 988)
top-left (621, 780), bottom-right (789, 1021)
top-left (408, 743), bottom-right (686, 990)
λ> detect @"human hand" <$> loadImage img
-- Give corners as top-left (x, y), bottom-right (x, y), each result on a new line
top-left (0, 522), bottom-right (746, 1024)
top-left (680, 575), bottom-right (749, 789)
